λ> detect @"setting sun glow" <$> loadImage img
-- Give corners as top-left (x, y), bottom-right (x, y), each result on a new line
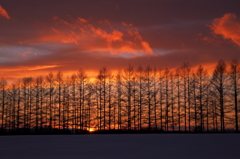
top-left (88, 128), bottom-right (95, 132)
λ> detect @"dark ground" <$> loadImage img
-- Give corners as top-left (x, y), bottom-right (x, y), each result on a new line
top-left (0, 134), bottom-right (239, 159)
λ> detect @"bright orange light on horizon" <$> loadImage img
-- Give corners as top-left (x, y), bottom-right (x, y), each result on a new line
top-left (0, 63), bottom-right (220, 83)
top-left (88, 128), bottom-right (95, 132)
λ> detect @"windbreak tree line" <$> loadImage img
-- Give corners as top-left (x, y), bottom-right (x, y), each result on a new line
top-left (0, 60), bottom-right (240, 134)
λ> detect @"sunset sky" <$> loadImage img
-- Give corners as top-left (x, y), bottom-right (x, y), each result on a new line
top-left (1, 0), bottom-right (240, 80)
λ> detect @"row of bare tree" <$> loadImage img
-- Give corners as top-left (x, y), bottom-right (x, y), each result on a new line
top-left (0, 60), bottom-right (240, 134)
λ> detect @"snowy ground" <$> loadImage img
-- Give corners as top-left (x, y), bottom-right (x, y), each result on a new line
top-left (0, 134), bottom-right (239, 159)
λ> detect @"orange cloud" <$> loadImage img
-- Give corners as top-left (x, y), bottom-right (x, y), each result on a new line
top-left (16, 48), bottom-right (37, 58)
top-left (127, 28), bottom-right (153, 54)
top-left (38, 16), bottom-right (153, 55)
top-left (39, 29), bottom-right (79, 44)
top-left (19, 50), bottom-right (31, 57)
top-left (122, 22), bottom-right (133, 27)
top-left (0, 5), bottom-right (10, 19)
top-left (91, 28), bottom-right (123, 43)
top-left (127, 29), bottom-right (142, 41)
top-left (121, 45), bottom-right (137, 53)
top-left (141, 41), bottom-right (153, 54)
top-left (0, 65), bottom-right (59, 80)
top-left (210, 13), bottom-right (240, 46)
top-left (78, 17), bottom-right (87, 23)
top-left (0, 65), bottom-right (59, 72)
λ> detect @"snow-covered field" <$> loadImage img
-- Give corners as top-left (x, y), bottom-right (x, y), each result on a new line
top-left (0, 134), bottom-right (239, 159)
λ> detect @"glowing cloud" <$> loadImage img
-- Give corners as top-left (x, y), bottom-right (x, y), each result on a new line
top-left (91, 28), bottom-right (123, 43)
top-left (210, 13), bottom-right (240, 46)
top-left (16, 48), bottom-right (37, 58)
top-left (78, 18), bottom-right (87, 23)
top-left (0, 65), bottom-right (59, 72)
top-left (0, 5), bottom-right (10, 19)
top-left (141, 41), bottom-right (153, 54)
top-left (122, 22), bottom-right (133, 27)
top-left (40, 16), bottom-right (153, 55)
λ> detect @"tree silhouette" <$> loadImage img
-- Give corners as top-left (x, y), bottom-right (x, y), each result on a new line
top-left (230, 60), bottom-right (240, 132)
top-left (1, 61), bottom-right (240, 134)
top-left (211, 60), bottom-right (227, 132)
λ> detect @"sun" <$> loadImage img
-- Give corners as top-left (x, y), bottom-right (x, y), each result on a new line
top-left (88, 128), bottom-right (95, 132)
